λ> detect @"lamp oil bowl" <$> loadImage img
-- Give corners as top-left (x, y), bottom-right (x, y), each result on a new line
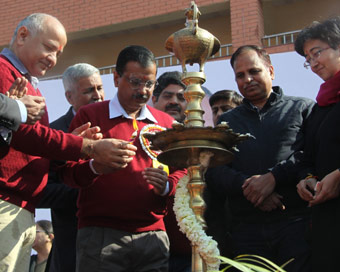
top-left (146, 122), bottom-right (250, 169)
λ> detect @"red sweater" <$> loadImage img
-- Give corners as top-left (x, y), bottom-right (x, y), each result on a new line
top-left (0, 55), bottom-right (83, 213)
top-left (67, 101), bottom-right (186, 233)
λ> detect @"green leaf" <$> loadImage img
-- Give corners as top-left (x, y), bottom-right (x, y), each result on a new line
top-left (218, 256), bottom-right (254, 272)
top-left (217, 254), bottom-right (288, 272)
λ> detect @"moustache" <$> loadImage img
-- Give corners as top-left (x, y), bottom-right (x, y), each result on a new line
top-left (133, 93), bottom-right (149, 100)
top-left (165, 104), bottom-right (181, 112)
top-left (245, 82), bottom-right (258, 89)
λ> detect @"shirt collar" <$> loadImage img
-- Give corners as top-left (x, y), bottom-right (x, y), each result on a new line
top-left (109, 94), bottom-right (158, 123)
top-left (72, 107), bottom-right (77, 116)
top-left (1, 48), bottom-right (39, 89)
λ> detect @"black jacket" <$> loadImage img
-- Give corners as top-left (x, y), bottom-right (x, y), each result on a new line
top-left (206, 87), bottom-right (315, 223)
top-left (298, 102), bottom-right (340, 271)
top-left (0, 93), bottom-right (22, 145)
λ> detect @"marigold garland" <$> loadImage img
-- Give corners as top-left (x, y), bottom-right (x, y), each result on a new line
top-left (173, 175), bottom-right (220, 271)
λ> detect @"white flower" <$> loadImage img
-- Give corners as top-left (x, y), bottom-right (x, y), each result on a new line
top-left (174, 175), bottom-right (220, 271)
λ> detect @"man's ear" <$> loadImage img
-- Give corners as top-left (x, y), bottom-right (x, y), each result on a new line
top-left (48, 233), bottom-right (54, 242)
top-left (152, 95), bottom-right (157, 105)
top-left (269, 65), bottom-right (275, 80)
top-left (65, 90), bottom-right (73, 105)
top-left (113, 71), bottom-right (120, 87)
top-left (16, 26), bottom-right (29, 46)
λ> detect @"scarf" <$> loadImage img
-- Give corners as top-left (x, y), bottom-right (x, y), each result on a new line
top-left (316, 70), bottom-right (340, 106)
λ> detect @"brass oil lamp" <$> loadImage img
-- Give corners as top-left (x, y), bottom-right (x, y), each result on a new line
top-left (144, 2), bottom-right (250, 271)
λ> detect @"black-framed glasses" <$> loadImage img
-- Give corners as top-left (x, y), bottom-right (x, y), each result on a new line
top-left (124, 76), bottom-right (158, 90)
top-left (304, 47), bottom-right (330, 69)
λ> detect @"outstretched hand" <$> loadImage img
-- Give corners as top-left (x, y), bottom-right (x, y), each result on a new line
top-left (72, 122), bottom-right (103, 140)
top-left (86, 138), bottom-right (137, 169)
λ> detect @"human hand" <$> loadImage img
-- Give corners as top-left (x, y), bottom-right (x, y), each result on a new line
top-left (82, 138), bottom-right (137, 168)
top-left (242, 172), bottom-right (276, 207)
top-left (7, 77), bottom-right (46, 124)
top-left (296, 177), bottom-right (317, 202)
top-left (20, 95), bottom-right (46, 125)
top-left (257, 192), bottom-right (284, 212)
top-left (5, 77), bottom-right (28, 99)
top-left (309, 169), bottom-right (340, 206)
top-left (143, 165), bottom-right (168, 195)
top-left (199, 150), bottom-right (214, 177)
top-left (91, 159), bottom-right (128, 174)
top-left (72, 122), bottom-right (103, 140)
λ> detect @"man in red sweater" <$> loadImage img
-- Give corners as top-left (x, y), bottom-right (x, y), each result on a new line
top-left (0, 14), bottom-right (137, 272)
top-left (67, 45), bottom-right (186, 272)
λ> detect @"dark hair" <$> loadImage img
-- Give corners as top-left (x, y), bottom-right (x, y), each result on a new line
top-left (295, 16), bottom-right (340, 56)
top-left (230, 45), bottom-right (272, 68)
top-left (36, 220), bottom-right (53, 235)
top-left (115, 45), bottom-right (156, 76)
top-left (153, 71), bottom-right (186, 99)
top-left (209, 90), bottom-right (243, 107)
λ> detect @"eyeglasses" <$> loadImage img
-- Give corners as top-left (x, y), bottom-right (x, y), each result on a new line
top-left (304, 47), bottom-right (330, 69)
top-left (124, 76), bottom-right (158, 90)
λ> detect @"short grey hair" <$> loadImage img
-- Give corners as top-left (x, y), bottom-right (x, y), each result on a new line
top-left (10, 13), bottom-right (58, 47)
top-left (62, 63), bottom-right (100, 93)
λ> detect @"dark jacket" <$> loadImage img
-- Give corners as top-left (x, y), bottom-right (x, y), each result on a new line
top-left (0, 93), bottom-right (22, 145)
top-left (0, 93), bottom-right (21, 130)
top-left (298, 102), bottom-right (340, 271)
top-left (206, 87), bottom-right (315, 223)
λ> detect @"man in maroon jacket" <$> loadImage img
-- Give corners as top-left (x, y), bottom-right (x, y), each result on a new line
top-left (67, 45), bottom-right (186, 272)
top-left (0, 13), bottom-right (136, 272)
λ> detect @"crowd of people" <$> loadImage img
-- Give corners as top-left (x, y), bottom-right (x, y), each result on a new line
top-left (0, 11), bottom-right (340, 272)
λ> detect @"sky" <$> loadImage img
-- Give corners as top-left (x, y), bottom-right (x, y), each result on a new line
top-left (35, 50), bottom-right (323, 221)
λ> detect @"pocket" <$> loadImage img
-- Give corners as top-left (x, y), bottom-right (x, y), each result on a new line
top-left (154, 231), bottom-right (170, 257)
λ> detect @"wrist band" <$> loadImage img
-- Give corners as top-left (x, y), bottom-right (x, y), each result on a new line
top-left (89, 159), bottom-right (100, 175)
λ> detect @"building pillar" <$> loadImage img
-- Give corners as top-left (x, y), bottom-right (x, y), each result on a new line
top-left (230, 0), bottom-right (264, 52)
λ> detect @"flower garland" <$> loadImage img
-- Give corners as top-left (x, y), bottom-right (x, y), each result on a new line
top-left (173, 174), bottom-right (220, 271)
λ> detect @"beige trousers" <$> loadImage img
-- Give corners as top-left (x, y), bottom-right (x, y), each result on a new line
top-left (0, 200), bottom-right (35, 272)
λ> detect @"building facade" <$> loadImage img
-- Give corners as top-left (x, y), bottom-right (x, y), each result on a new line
top-left (0, 0), bottom-right (339, 77)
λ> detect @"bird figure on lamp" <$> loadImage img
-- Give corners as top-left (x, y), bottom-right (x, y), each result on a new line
top-left (165, 1), bottom-right (220, 74)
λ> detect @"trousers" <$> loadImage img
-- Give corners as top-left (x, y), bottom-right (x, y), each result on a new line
top-left (76, 226), bottom-right (170, 272)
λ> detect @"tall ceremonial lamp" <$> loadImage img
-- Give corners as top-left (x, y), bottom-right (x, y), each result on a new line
top-left (144, 1), bottom-right (250, 271)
